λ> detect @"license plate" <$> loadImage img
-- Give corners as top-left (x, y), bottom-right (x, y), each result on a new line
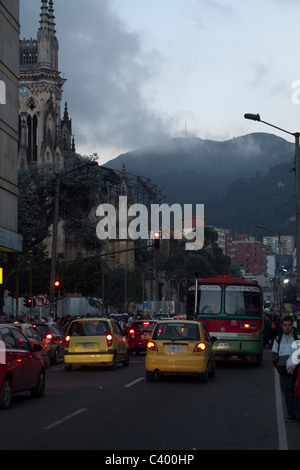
top-left (141, 334), bottom-right (150, 340)
top-left (169, 345), bottom-right (183, 352)
top-left (217, 342), bottom-right (229, 349)
top-left (82, 343), bottom-right (94, 349)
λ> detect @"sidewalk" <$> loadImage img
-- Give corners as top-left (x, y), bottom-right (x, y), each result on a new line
top-left (266, 348), bottom-right (300, 450)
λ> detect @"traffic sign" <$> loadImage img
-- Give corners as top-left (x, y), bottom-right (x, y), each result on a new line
top-left (34, 294), bottom-right (48, 307)
top-left (167, 304), bottom-right (174, 312)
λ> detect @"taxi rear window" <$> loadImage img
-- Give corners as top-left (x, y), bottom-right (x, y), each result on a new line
top-left (153, 323), bottom-right (200, 341)
top-left (68, 321), bottom-right (111, 337)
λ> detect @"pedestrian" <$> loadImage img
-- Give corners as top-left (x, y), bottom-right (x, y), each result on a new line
top-left (272, 315), bottom-right (300, 422)
top-left (270, 313), bottom-right (280, 347)
top-left (127, 313), bottom-right (135, 328)
top-left (263, 313), bottom-right (272, 348)
top-left (119, 316), bottom-right (126, 333)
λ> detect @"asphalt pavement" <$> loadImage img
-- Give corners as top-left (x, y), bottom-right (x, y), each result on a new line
top-left (0, 349), bottom-right (299, 452)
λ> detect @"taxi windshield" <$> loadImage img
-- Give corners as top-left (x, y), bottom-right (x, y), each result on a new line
top-left (68, 320), bottom-right (111, 336)
top-left (153, 323), bottom-right (200, 341)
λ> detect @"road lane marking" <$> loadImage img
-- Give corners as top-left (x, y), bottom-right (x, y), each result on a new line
top-left (124, 377), bottom-right (145, 388)
top-left (44, 408), bottom-right (87, 431)
top-left (274, 368), bottom-right (288, 450)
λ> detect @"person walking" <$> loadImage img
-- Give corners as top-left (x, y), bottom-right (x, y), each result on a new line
top-left (272, 315), bottom-right (300, 422)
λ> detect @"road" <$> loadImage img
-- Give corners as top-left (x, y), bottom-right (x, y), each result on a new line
top-left (0, 349), bottom-right (299, 452)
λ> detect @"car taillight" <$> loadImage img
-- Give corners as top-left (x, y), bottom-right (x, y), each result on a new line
top-left (65, 335), bottom-right (71, 348)
top-left (45, 334), bottom-right (53, 343)
top-left (129, 329), bottom-right (135, 337)
top-left (193, 342), bottom-right (206, 352)
top-left (147, 341), bottom-right (158, 351)
top-left (106, 334), bottom-right (113, 347)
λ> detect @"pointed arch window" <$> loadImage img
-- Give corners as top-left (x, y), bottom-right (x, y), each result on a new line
top-left (26, 114), bottom-right (38, 163)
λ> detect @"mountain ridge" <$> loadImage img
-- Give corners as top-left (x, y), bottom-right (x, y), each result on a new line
top-left (104, 133), bottom-right (295, 236)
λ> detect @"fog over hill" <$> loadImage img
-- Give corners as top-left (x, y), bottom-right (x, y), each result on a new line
top-left (104, 133), bottom-right (295, 236)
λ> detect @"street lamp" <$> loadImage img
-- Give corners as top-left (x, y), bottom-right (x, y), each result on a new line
top-left (245, 113), bottom-right (300, 310)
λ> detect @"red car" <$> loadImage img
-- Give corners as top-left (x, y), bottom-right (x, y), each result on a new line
top-left (0, 324), bottom-right (45, 410)
top-left (127, 320), bottom-right (157, 354)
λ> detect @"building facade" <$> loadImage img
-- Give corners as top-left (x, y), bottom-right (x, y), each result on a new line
top-left (263, 235), bottom-right (295, 256)
top-left (0, 0), bottom-right (22, 253)
top-left (231, 234), bottom-right (272, 276)
top-left (18, 0), bottom-right (74, 170)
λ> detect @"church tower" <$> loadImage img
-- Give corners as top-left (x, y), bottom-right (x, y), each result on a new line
top-left (18, 0), bottom-right (74, 169)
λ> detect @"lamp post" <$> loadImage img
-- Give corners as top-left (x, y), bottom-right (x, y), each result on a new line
top-left (245, 113), bottom-right (300, 310)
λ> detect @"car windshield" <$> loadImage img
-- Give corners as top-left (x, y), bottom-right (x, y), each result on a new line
top-left (153, 322), bottom-right (200, 341)
top-left (68, 320), bottom-right (111, 336)
top-left (133, 322), bottom-right (156, 332)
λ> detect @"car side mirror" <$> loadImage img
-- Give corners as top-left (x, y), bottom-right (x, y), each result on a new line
top-left (211, 336), bottom-right (217, 344)
top-left (32, 343), bottom-right (43, 352)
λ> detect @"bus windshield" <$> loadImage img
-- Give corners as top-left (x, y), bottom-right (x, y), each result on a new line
top-left (224, 286), bottom-right (261, 316)
top-left (198, 285), bottom-right (222, 314)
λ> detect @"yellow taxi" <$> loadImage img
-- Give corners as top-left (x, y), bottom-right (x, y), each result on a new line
top-left (145, 320), bottom-right (216, 383)
top-left (64, 317), bottom-right (129, 371)
top-left (13, 322), bottom-right (50, 368)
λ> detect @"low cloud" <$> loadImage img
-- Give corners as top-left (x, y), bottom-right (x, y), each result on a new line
top-left (21, 0), bottom-right (173, 161)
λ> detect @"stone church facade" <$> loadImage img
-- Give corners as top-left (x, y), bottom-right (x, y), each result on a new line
top-left (18, 0), bottom-right (74, 170)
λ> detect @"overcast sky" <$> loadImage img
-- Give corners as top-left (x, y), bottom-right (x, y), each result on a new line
top-left (20, 0), bottom-right (300, 165)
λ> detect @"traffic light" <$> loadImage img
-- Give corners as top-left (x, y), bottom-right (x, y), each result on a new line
top-left (54, 280), bottom-right (60, 288)
top-left (23, 296), bottom-right (32, 308)
top-left (153, 231), bottom-right (161, 249)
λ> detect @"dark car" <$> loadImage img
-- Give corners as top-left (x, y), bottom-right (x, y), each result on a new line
top-left (0, 324), bottom-right (45, 410)
top-left (127, 320), bottom-right (157, 354)
top-left (33, 322), bottom-right (65, 365)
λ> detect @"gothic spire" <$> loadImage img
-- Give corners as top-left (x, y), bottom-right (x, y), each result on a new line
top-left (37, 0), bottom-right (59, 70)
top-left (63, 102), bottom-right (69, 121)
top-left (39, 0), bottom-right (48, 32)
top-left (48, 0), bottom-right (57, 38)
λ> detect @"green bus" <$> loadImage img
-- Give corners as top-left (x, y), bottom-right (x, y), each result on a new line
top-left (187, 276), bottom-right (264, 364)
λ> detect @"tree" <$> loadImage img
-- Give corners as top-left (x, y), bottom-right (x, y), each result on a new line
top-left (18, 154), bottom-right (104, 253)
top-left (2, 155), bottom-right (105, 314)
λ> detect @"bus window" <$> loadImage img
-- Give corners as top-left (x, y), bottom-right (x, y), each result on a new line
top-left (225, 286), bottom-right (261, 316)
top-left (198, 285), bottom-right (222, 314)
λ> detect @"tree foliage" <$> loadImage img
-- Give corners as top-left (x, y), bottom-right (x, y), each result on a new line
top-left (18, 154), bottom-right (103, 253)
top-left (5, 155), bottom-right (105, 306)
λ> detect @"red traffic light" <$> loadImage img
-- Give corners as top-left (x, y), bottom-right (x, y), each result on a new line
top-left (153, 231), bottom-right (161, 249)
top-left (54, 281), bottom-right (60, 287)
